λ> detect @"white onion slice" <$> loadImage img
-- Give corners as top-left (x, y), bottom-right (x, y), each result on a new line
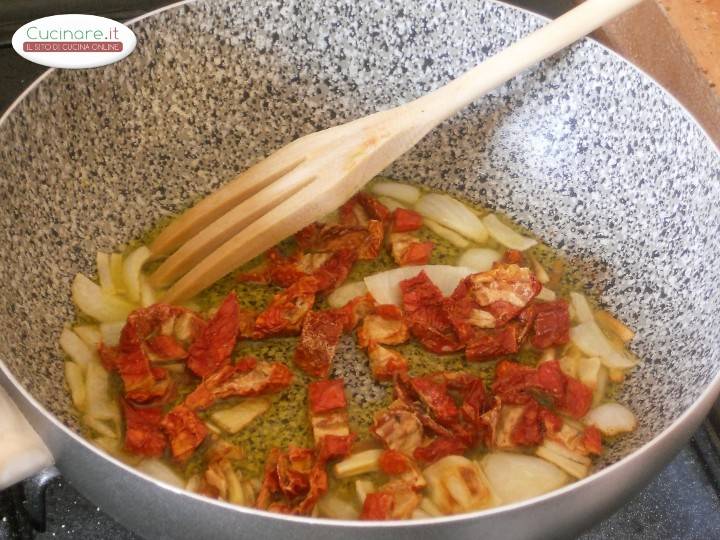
top-left (110, 253), bottom-right (126, 293)
top-left (96, 252), bottom-right (115, 294)
top-left (59, 327), bottom-right (96, 369)
top-left (414, 194), bottom-right (488, 243)
top-left (570, 321), bottom-right (639, 369)
top-left (364, 265), bottom-right (474, 306)
top-left (64, 361), bottom-right (86, 410)
top-left (327, 281), bottom-right (368, 308)
top-left (569, 292), bottom-right (594, 323)
top-left (535, 441), bottom-right (590, 479)
top-left (72, 274), bottom-right (135, 323)
top-left (480, 452), bottom-right (570, 504)
top-left (424, 219), bottom-right (470, 248)
top-left (317, 493), bottom-right (360, 520)
top-left (140, 275), bottom-right (157, 308)
top-left (536, 286), bottom-right (557, 302)
top-left (371, 181), bottom-right (421, 205)
top-left (85, 360), bottom-right (117, 421)
top-left (376, 196), bottom-right (407, 212)
top-left (123, 246), bottom-right (151, 303)
top-left (71, 325), bottom-right (102, 351)
top-left (457, 248), bottom-right (501, 272)
top-left (100, 321), bottom-right (125, 347)
top-left (137, 459), bottom-right (185, 489)
top-left (583, 403), bottom-right (637, 436)
top-left (482, 214), bottom-right (537, 251)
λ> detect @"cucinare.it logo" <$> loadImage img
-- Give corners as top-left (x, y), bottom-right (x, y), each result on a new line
top-left (12, 14), bottom-right (136, 69)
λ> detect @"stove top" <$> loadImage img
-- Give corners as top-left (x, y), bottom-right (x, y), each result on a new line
top-left (1, 1), bottom-right (720, 538)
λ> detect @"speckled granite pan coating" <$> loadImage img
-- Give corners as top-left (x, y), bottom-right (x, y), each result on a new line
top-left (0, 0), bottom-right (718, 468)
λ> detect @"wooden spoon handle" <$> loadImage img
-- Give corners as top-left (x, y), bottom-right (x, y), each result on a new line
top-left (407, 0), bottom-right (644, 126)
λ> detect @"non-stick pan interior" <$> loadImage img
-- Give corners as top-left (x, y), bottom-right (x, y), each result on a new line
top-left (0, 0), bottom-right (718, 468)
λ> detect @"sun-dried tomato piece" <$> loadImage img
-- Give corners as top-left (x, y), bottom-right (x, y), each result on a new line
top-left (313, 250), bottom-right (357, 292)
top-left (357, 193), bottom-right (390, 222)
top-left (531, 300), bottom-right (570, 349)
top-left (358, 220), bottom-right (385, 260)
top-left (389, 233), bottom-right (434, 266)
top-left (253, 276), bottom-right (318, 338)
top-left (318, 434), bottom-right (355, 460)
top-left (256, 445), bottom-right (330, 516)
top-left (510, 400), bottom-right (545, 446)
top-left (186, 293), bottom-right (240, 378)
top-left (184, 360), bottom-right (291, 410)
top-left (146, 334), bottom-right (187, 361)
top-left (465, 264), bottom-right (542, 325)
top-left (558, 377), bottom-right (593, 419)
top-left (160, 405), bottom-right (208, 462)
top-left (535, 360), bottom-right (567, 401)
top-left (379, 450), bottom-right (412, 475)
top-left (333, 293), bottom-right (376, 332)
top-left (409, 375), bottom-right (459, 425)
top-left (122, 400), bottom-right (166, 457)
top-left (294, 310), bottom-right (345, 378)
top-left (308, 379), bottom-right (347, 414)
top-left (357, 305), bottom-right (409, 348)
top-left (465, 325), bottom-right (520, 361)
top-left (277, 446), bottom-right (314, 499)
top-left (400, 271), bottom-right (463, 354)
top-left (493, 360), bottom-right (593, 420)
top-left (367, 343), bottom-right (408, 381)
top-left (391, 208), bottom-right (423, 232)
top-left (459, 377), bottom-right (488, 428)
top-left (361, 492), bottom-right (394, 520)
top-left (582, 425), bottom-right (603, 455)
top-left (413, 437), bottom-right (468, 464)
top-left (492, 360), bottom-right (538, 405)
top-left (503, 249), bottom-right (524, 265)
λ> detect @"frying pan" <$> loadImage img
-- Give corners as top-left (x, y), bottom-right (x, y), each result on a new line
top-left (1, 0), bottom-right (719, 538)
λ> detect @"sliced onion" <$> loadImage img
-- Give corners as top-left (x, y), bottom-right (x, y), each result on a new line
top-left (594, 310), bottom-right (635, 343)
top-left (569, 292), bottom-right (594, 323)
top-left (334, 449), bottom-right (383, 478)
top-left (317, 493), bottom-right (360, 520)
top-left (376, 196), bottom-right (407, 212)
top-left (210, 397), bottom-right (271, 434)
top-left (482, 214), bottom-right (537, 251)
top-left (414, 193), bottom-right (488, 243)
top-left (576, 356), bottom-right (602, 389)
top-left (424, 219), bottom-right (470, 248)
top-left (535, 441), bottom-right (590, 479)
top-left (59, 327), bottom-right (96, 370)
top-left (583, 403), bottom-right (637, 436)
top-left (64, 361), bottom-right (86, 410)
top-left (110, 253), bottom-right (126, 293)
top-left (73, 325), bottom-right (102, 350)
top-left (137, 459), bottom-right (185, 489)
top-left (371, 181), bottom-right (421, 205)
top-left (527, 253), bottom-right (549, 284)
top-left (85, 360), bottom-right (117, 421)
top-left (364, 265), bottom-right (474, 306)
top-left (570, 321), bottom-right (639, 369)
top-left (72, 273), bottom-right (135, 323)
top-left (100, 321), bottom-right (125, 347)
top-left (457, 248), bottom-right (501, 272)
top-left (536, 286), bottom-right (557, 302)
top-left (593, 366), bottom-right (609, 407)
top-left (140, 275), bottom-right (157, 308)
top-left (480, 452), bottom-right (570, 504)
top-left (123, 246), bottom-right (151, 303)
top-left (327, 281), bottom-right (368, 308)
top-left (355, 479), bottom-right (375, 504)
top-left (83, 414), bottom-right (117, 438)
top-left (96, 252), bottom-right (115, 294)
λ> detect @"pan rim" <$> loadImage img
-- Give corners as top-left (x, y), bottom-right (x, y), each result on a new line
top-left (1, 0), bottom-right (719, 529)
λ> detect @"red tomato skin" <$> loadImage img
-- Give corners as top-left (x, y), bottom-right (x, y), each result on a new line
top-left (392, 208), bottom-right (424, 232)
top-left (308, 379), bottom-right (347, 414)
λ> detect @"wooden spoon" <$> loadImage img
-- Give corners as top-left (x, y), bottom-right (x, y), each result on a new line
top-left (150, 0), bottom-right (643, 303)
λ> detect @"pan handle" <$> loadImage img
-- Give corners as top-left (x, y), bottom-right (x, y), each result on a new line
top-left (0, 385), bottom-right (54, 491)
